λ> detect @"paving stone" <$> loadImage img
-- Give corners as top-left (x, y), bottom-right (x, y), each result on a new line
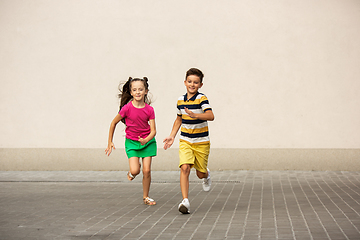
top-left (0, 170), bottom-right (359, 239)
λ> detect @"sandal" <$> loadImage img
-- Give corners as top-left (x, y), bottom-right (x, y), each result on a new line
top-left (127, 172), bottom-right (135, 181)
top-left (143, 197), bottom-right (156, 206)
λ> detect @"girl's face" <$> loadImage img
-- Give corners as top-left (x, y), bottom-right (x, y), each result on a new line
top-left (130, 80), bottom-right (148, 102)
top-left (184, 75), bottom-right (203, 96)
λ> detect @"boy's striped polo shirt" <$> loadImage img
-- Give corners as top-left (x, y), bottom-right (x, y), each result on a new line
top-left (177, 92), bottom-right (212, 144)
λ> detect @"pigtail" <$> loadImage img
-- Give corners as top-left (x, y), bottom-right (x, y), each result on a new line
top-left (118, 77), bottom-right (133, 124)
top-left (143, 77), bottom-right (151, 105)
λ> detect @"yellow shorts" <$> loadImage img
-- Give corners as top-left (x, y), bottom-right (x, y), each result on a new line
top-left (179, 141), bottom-right (210, 173)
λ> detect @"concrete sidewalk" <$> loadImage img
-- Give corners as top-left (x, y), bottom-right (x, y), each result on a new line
top-left (0, 170), bottom-right (359, 239)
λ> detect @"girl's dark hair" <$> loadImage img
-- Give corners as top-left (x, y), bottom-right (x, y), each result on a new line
top-left (118, 77), bottom-right (151, 124)
top-left (186, 68), bottom-right (204, 82)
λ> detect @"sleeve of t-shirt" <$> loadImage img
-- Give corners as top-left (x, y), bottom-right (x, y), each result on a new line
top-left (176, 102), bottom-right (182, 116)
top-left (119, 103), bottom-right (128, 118)
top-left (149, 106), bottom-right (155, 120)
top-left (200, 95), bottom-right (212, 112)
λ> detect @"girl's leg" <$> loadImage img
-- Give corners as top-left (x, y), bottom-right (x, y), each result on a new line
top-left (142, 157), bottom-right (152, 199)
top-left (128, 157), bottom-right (141, 180)
top-left (180, 164), bottom-right (191, 199)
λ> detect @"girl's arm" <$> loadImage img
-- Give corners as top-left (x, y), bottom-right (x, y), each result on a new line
top-left (163, 115), bottom-right (182, 150)
top-left (138, 118), bottom-right (156, 145)
top-left (105, 113), bottom-right (123, 156)
top-left (184, 108), bottom-right (214, 121)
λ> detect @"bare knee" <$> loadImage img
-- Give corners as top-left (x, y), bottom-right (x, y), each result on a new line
top-left (129, 157), bottom-right (141, 176)
top-left (180, 164), bottom-right (191, 175)
top-left (142, 168), bottom-right (151, 178)
top-left (130, 169), bottom-right (140, 176)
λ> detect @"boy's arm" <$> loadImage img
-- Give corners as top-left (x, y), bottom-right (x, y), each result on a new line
top-left (105, 113), bottom-right (123, 156)
top-left (184, 108), bottom-right (215, 121)
top-left (138, 119), bottom-right (156, 145)
top-left (163, 115), bottom-right (182, 150)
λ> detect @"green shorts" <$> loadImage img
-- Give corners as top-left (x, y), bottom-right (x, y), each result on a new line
top-left (125, 138), bottom-right (157, 158)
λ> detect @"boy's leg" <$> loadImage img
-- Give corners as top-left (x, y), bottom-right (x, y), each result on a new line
top-left (196, 170), bottom-right (208, 179)
top-left (142, 157), bottom-right (152, 199)
top-left (178, 142), bottom-right (194, 213)
top-left (180, 164), bottom-right (191, 199)
top-left (179, 164), bottom-right (191, 214)
top-left (193, 143), bottom-right (211, 191)
top-left (193, 143), bottom-right (210, 180)
top-left (179, 142), bottom-right (195, 199)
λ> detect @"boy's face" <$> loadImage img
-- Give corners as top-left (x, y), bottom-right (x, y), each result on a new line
top-left (184, 75), bottom-right (203, 96)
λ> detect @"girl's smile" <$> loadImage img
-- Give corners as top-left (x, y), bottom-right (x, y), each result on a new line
top-left (131, 81), bottom-right (148, 103)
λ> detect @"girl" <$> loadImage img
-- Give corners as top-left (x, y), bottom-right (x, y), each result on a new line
top-left (105, 77), bottom-right (157, 206)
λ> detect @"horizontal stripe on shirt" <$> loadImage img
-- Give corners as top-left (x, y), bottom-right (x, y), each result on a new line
top-left (178, 101), bottom-right (210, 110)
top-left (181, 126), bottom-right (209, 134)
top-left (181, 122), bottom-right (208, 129)
top-left (181, 119), bottom-right (206, 125)
top-left (180, 136), bottom-right (210, 145)
top-left (181, 131), bottom-right (209, 138)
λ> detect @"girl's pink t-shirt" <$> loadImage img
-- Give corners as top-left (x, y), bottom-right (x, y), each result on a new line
top-left (119, 102), bottom-right (155, 141)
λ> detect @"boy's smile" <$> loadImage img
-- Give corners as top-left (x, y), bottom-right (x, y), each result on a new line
top-left (184, 75), bottom-right (203, 98)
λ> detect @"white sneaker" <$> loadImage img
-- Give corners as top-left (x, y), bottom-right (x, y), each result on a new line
top-left (202, 168), bottom-right (211, 192)
top-left (178, 198), bottom-right (190, 214)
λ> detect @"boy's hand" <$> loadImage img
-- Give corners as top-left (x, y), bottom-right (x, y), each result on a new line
top-left (184, 107), bottom-right (197, 118)
top-left (105, 143), bottom-right (115, 156)
top-left (163, 136), bottom-right (174, 150)
top-left (138, 136), bottom-right (147, 145)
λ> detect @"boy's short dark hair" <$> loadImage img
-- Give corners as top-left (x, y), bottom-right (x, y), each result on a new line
top-left (186, 68), bottom-right (204, 82)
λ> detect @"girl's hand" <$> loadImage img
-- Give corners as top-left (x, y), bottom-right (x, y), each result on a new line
top-left (105, 143), bottom-right (115, 156)
top-left (138, 136), bottom-right (148, 145)
top-left (163, 136), bottom-right (174, 150)
top-left (184, 107), bottom-right (197, 118)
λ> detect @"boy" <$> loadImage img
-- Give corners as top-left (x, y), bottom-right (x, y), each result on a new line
top-left (163, 68), bottom-right (215, 214)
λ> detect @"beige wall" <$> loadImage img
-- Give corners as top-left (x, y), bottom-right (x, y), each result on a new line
top-left (1, 0), bottom-right (359, 170)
